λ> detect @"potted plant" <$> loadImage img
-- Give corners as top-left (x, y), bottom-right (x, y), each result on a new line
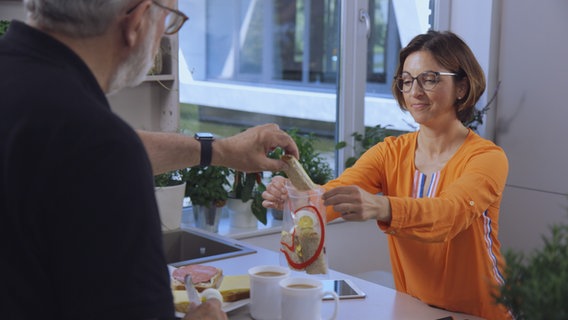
top-left (225, 170), bottom-right (267, 227)
top-left (335, 124), bottom-right (395, 169)
top-left (269, 128), bottom-right (334, 219)
top-left (154, 169), bottom-right (187, 231)
top-left (154, 169), bottom-right (186, 187)
top-left (495, 216), bottom-right (568, 319)
top-left (183, 165), bottom-right (231, 233)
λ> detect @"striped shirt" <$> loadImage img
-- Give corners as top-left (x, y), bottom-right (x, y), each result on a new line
top-left (325, 129), bottom-right (511, 319)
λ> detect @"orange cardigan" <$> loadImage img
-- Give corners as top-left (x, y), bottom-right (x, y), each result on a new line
top-left (325, 130), bottom-right (511, 319)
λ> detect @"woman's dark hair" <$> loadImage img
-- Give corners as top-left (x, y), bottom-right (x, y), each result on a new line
top-left (391, 30), bottom-right (486, 124)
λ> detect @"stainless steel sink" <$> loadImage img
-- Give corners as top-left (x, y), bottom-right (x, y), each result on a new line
top-left (162, 228), bottom-right (256, 267)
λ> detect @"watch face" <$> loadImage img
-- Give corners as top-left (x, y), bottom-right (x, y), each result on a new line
top-left (195, 132), bottom-right (214, 139)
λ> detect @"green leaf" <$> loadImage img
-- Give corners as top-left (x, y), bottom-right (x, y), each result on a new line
top-left (335, 124), bottom-right (395, 169)
top-left (495, 215), bottom-right (568, 319)
top-left (0, 20), bottom-right (9, 37)
top-left (251, 185), bottom-right (267, 225)
top-left (184, 166), bottom-right (230, 207)
top-left (154, 169), bottom-right (184, 187)
top-left (228, 170), bottom-right (267, 224)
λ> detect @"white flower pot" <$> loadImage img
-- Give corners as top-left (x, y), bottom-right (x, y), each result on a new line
top-left (226, 198), bottom-right (258, 228)
top-left (154, 183), bottom-right (186, 231)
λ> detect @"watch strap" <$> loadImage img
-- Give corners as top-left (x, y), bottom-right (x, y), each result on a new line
top-left (199, 138), bottom-right (213, 167)
top-left (195, 133), bottom-right (214, 167)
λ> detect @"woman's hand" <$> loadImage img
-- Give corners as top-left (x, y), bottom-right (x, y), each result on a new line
top-left (182, 300), bottom-right (228, 320)
top-left (322, 185), bottom-right (391, 223)
top-left (262, 176), bottom-right (289, 211)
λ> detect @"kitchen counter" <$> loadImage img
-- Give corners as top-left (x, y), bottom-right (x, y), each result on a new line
top-left (180, 206), bottom-right (394, 282)
top-left (180, 226), bottom-right (483, 320)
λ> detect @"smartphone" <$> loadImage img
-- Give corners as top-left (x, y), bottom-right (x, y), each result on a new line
top-left (321, 279), bottom-right (366, 300)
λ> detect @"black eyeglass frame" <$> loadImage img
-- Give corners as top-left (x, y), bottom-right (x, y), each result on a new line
top-left (126, 0), bottom-right (189, 35)
top-left (151, 0), bottom-right (188, 35)
top-left (395, 71), bottom-right (457, 93)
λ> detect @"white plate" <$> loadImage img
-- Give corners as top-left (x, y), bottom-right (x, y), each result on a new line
top-left (222, 298), bottom-right (250, 312)
top-left (175, 298), bottom-right (250, 317)
top-left (169, 265), bottom-right (250, 317)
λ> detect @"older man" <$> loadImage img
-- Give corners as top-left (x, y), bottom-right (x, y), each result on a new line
top-left (0, 1), bottom-right (298, 319)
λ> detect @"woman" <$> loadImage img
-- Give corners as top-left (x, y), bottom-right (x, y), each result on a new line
top-left (263, 31), bottom-right (511, 319)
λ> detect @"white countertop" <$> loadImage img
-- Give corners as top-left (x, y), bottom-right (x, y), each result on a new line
top-left (179, 226), bottom-right (484, 320)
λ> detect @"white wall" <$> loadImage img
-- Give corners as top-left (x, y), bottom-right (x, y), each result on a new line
top-left (0, 1), bottom-right (24, 20)
top-left (449, 0), bottom-right (568, 254)
top-left (443, 0), bottom-right (500, 138)
top-left (494, 0), bottom-right (568, 253)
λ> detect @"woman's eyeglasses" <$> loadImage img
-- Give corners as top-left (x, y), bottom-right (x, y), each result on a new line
top-left (395, 71), bottom-right (456, 93)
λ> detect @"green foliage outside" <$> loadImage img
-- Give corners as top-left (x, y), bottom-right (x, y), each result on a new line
top-left (335, 124), bottom-right (397, 169)
top-left (0, 20), bottom-right (9, 37)
top-left (179, 104), bottom-right (244, 138)
top-left (496, 218), bottom-right (568, 319)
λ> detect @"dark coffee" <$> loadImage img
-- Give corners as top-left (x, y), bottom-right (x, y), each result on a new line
top-left (287, 284), bottom-right (316, 289)
top-left (255, 271), bottom-right (285, 277)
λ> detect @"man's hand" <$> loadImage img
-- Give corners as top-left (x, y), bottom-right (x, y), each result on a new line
top-left (213, 124), bottom-right (299, 172)
top-left (138, 123), bottom-right (299, 175)
top-left (182, 299), bottom-right (228, 320)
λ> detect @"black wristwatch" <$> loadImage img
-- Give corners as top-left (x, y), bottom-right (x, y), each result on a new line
top-left (194, 132), bottom-right (214, 167)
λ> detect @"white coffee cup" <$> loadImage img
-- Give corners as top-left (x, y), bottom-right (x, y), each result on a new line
top-left (279, 277), bottom-right (339, 320)
top-left (248, 265), bottom-right (291, 320)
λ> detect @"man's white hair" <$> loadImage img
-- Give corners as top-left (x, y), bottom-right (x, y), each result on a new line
top-left (23, 0), bottom-right (160, 37)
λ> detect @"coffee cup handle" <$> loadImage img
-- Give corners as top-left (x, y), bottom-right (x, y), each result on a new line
top-left (321, 291), bottom-right (339, 320)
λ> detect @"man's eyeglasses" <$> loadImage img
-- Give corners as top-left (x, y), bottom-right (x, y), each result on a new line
top-left (127, 0), bottom-right (189, 35)
top-left (151, 0), bottom-right (188, 35)
top-left (395, 71), bottom-right (456, 93)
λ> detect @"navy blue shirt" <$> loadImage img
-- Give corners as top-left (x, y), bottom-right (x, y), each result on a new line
top-left (0, 21), bottom-right (174, 319)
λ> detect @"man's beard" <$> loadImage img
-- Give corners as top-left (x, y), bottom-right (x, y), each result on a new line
top-left (107, 27), bottom-right (157, 96)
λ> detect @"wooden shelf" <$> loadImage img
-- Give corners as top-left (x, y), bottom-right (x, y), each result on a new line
top-left (145, 74), bottom-right (176, 82)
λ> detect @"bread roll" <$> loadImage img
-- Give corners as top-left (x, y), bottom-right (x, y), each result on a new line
top-left (298, 228), bottom-right (328, 274)
top-left (281, 155), bottom-right (316, 191)
top-left (218, 275), bottom-right (250, 302)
